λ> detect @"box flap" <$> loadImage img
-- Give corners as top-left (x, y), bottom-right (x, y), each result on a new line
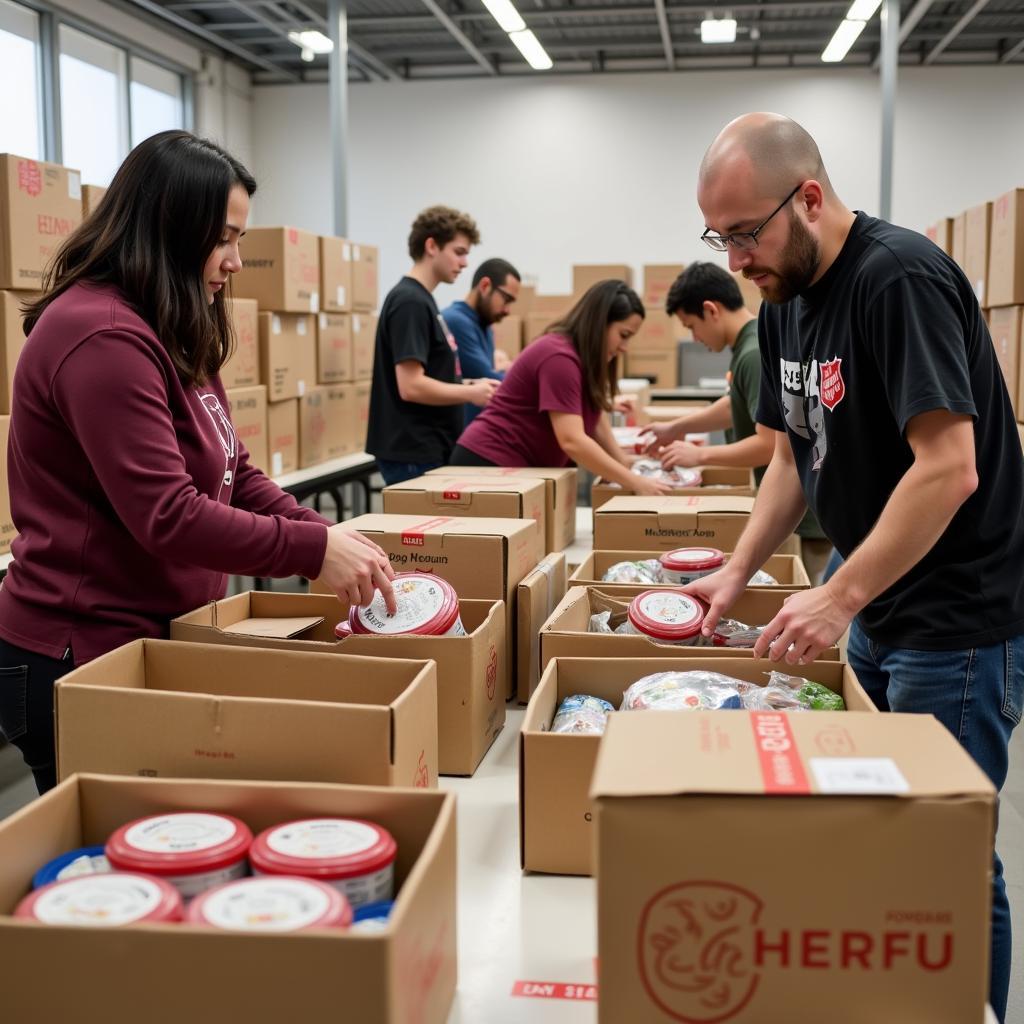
top-left (590, 711), bottom-right (995, 800)
top-left (225, 616), bottom-right (324, 639)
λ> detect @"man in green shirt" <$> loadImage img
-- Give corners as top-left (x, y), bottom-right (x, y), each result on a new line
top-left (643, 262), bottom-right (831, 579)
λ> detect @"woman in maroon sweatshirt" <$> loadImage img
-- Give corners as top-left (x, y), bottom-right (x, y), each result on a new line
top-left (0, 131), bottom-right (396, 794)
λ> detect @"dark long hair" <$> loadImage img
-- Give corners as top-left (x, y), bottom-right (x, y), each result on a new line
top-left (23, 130), bottom-right (257, 386)
top-left (548, 280), bottom-right (645, 411)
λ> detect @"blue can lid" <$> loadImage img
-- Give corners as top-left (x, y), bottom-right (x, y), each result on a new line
top-left (353, 899), bottom-right (393, 923)
top-left (33, 846), bottom-right (110, 890)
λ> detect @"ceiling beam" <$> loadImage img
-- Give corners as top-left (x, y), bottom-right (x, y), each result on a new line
top-left (654, 0), bottom-right (675, 69)
top-left (872, 0), bottom-right (932, 68)
top-left (923, 0), bottom-right (990, 64)
top-left (417, 0), bottom-right (497, 74)
top-left (1002, 36), bottom-right (1024, 62)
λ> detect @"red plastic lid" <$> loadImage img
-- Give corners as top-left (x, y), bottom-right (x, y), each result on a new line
top-left (105, 813), bottom-right (253, 877)
top-left (347, 572), bottom-right (460, 637)
top-left (250, 818), bottom-right (397, 881)
top-left (186, 876), bottom-right (353, 932)
top-left (16, 872), bottom-right (183, 926)
top-left (659, 547), bottom-right (725, 572)
top-left (627, 589), bottom-right (707, 641)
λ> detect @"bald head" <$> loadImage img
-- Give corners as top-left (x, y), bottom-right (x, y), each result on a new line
top-left (700, 113), bottom-right (832, 201)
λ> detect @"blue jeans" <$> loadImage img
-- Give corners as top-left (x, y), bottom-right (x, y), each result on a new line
top-left (847, 619), bottom-right (1024, 1023)
top-left (375, 459), bottom-right (444, 487)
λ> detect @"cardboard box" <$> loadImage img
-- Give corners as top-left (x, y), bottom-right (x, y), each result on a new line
top-left (523, 311), bottom-right (557, 348)
top-left (267, 397), bottom-right (299, 477)
top-left (0, 289), bottom-right (33, 414)
top-left (220, 297), bottom-right (259, 390)
top-left (317, 310), bottom-right (353, 383)
top-left (594, 495), bottom-right (755, 552)
top-left (324, 383), bottom-right (353, 458)
top-left (633, 308), bottom-right (683, 349)
top-left (172, 590), bottom-right (505, 777)
top-left (952, 211), bottom-right (967, 269)
top-left (539, 585), bottom-right (840, 671)
top-left (626, 347), bottom-right (678, 387)
top-left (640, 401), bottom-right (711, 423)
top-left (339, 513), bottom-right (542, 700)
top-left (225, 384), bottom-right (268, 473)
top-left (299, 385), bottom-right (330, 468)
top-left (592, 711), bottom-right (994, 1023)
top-left (56, 638), bottom-right (437, 788)
top-left (516, 552), bottom-right (568, 704)
top-left (492, 314), bottom-right (522, 358)
top-left (0, 154), bottom-right (82, 290)
top-left (0, 773), bottom-right (457, 1023)
top-left (351, 380), bottom-right (371, 452)
top-left (568, 551), bottom-right (811, 590)
top-left (258, 311), bottom-right (317, 401)
top-left (642, 263), bottom-right (685, 308)
top-left (530, 294), bottom-right (573, 318)
top-left (384, 475), bottom-right (546, 547)
top-left (352, 311), bottom-right (376, 380)
top-left (521, 656), bottom-right (874, 876)
top-left (988, 305), bottom-right (1021, 416)
top-left (351, 243), bottom-right (379, 311)
top-left (319, 235), bottom-right (353, 312)
top-left (80, 184), bottom-right (106, 217)
top-left (233, 225), bottom-right (320, 313)
top-left (425, 466), bottom-right (578, 553)
top-left (988, 189), bottom-right (1024, 307)
top-left (926, 217), bottom-right (953, 256)
top-left (964, 201), bottom-right (992, 305)
top-left (573, 264), bottom-right (633, 297)
top-left (591, 467), bottom-right (757, 512)
top-left (0, 414), bottom-right (14, 555)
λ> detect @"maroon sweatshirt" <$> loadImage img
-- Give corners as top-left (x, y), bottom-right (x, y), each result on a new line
top-left (0, 282), bottom-right (330, 665)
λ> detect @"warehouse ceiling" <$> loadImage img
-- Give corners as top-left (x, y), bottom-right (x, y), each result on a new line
top-left (126, 0), bottom-right (1024, 83)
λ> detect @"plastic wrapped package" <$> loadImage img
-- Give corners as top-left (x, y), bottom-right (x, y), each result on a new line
top-left (621, 671), bottom-right (754, 711)
top-left (754, 673), bottom-right (846, 711)
top-left (589, 610), bottom-right (615, 633)
top-left (705, 618), bottom-right (765, 648)
top-left (601, 559), bottom-right (664, 584)
top-left (551, 694), bottom-right (616, 736)
top-left (748, 569), bottom-right (779, 585)
top-left (630, 458), bottom-right (702, 489)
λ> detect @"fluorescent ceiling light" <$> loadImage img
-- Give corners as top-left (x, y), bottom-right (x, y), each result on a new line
top-left (701, 18), bottom-right (737, 44)
top-left (287, 30), bottom-right (334, 55)
top-left (482, 0), bottom-right (526, 33)
top-left (821, 18), bottom-right (866, 61)
top-left (845, 0), bottom-right (883, 20)
top-left (509, 28), bottom-right (553, 70)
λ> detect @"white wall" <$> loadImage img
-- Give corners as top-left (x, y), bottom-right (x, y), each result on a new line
top-left (251, 66), bottom-right (1024, 308)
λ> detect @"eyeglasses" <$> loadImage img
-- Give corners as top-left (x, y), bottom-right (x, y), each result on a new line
top-left (700, 183), bottom-right (802, 252)
top-left (492, 284), bottom-right (516, 304)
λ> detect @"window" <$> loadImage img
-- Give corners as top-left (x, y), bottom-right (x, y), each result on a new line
top-left (0, 0), bottom-right (42, 159)
top-left (59, 24), bottom-right (128, 186)
top-left (130, 56), bottom-right (184, 148)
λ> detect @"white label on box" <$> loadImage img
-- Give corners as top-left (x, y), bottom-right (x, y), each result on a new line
top-left (342, 243), bottom-right (351, 262)
top-left (272, 315), bottom-right (282, 335)
top-left (67, 171), bottom-right (81, 200)
top-left (809, 758), bottom-right (910, 795)
top-left (297, 379), bottom-right (306, 396)
top-left (297, 318), bottom-right (307, 336)
top-left (310, 290), bottom-right (319, 313)
top-left (272, 451), bottom-right (283, 477)
top-left (353, 245), bottom-right (361, 260)
top-left (319, 313), bottom-right (327, 329)
top-left (353, 315), bottom-right (361, 332)
top-left (337, 286), bottom-right (346, 306)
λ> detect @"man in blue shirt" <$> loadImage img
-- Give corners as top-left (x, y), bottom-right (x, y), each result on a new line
top-left (442, 258), bottom-right (521, 423)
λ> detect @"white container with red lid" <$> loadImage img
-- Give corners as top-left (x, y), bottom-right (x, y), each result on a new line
top-left (250, 818), bottom-right (397, 908)
top-left (105, 813), bottom-right (253, 900)
top-left (659, 547), bottom-right (725, 586)
top-left (622, 590), bottom-right (707, 645)
top-left (186, 876), bottom-right (353, 933)
top-left (16, 873), bottom-right (183, 927)
top-left (340, 572), bottom-right (464, 639)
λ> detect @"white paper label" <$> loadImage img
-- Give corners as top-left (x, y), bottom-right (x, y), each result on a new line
top-left (297, 318), bottom-right (307, 336)
top-left (272, 315), bottom-right (282, 335)
top-left (272, 451), bottom-right (284, 476)
top-left (124, 813), bottom-right (237, 854)
top-left (353, 245), bottom-right (361, 260)
top-left (33, 875), bottom-right (162, 926)
top-left (310, 290), bottom-right (319, 313)
top-left (297, 379), bottom-right (306, 396)
top-left (319, 313), bottom-right (327, 329)
top-left (67, 172), bottom-right (81, 200)
top-left (342, 243), bottom-right (351, 261)
top-left (353, 315), bottom-right (362, 332)
top-left (200, 878), bottom-right (332, 932)
top-left (337, 286), bottom-right (346, 306)
top-left (267, 819), bottom-right (378, 859)
top-left (809, 757), bottom-right (910, 795)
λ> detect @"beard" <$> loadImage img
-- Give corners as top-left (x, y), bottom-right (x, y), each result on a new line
top-left (746, 213), bottom-right (820, 304)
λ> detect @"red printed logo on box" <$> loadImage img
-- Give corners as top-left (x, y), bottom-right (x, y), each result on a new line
top-left (442, 490), bottom-right (462, 501)
top-left (287, 228), bottom-right (298, 245)
top-left (485, 644), bottom-right (498, 700)
top-left (18, 160), bottom-right (41, 197)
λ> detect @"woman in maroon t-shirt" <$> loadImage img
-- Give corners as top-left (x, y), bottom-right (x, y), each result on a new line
top-left (451, 281), bottom-right (673, 496)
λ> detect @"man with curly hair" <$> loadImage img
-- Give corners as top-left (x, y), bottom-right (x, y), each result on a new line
top-left (367, 205), bottom-right (498, 484)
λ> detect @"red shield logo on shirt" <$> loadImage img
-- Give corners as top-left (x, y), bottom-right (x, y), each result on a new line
top-left (819, 358), bottom-right (845, 411)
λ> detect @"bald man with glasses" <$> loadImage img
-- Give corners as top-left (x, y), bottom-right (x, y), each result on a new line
top-left (681, 112), bottom-right (1024, 1022)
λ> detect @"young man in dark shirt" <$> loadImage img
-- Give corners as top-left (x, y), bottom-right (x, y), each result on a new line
top-left (366, 205), bottom-right (498, 485)
top-left (685, 112), bottom-right (1023, 1021)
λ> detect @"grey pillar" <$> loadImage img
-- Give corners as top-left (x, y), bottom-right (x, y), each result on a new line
top-left (879, 0), bottom-right (900, 221)
top-left (327, 0), bottom-right (349, 237)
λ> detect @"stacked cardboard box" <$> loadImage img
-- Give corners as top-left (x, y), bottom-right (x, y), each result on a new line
top-left (221, 297), bottom-right (269, 473)
top-left (642, 263), bottom-right (684, 308)
top-left (572, 263), bottom-right (633, 298)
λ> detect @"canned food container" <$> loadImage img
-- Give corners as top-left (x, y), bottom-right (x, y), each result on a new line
top-left (105, 813), bottom-right (253, 900)
top-left (340, 571), bottom-right (464, 639)
top-left (16, 873), bottom-right (183, 927)
top-left (623, 590), bottom-right (707, 645)
top-left (350, 899), bottom-right (395, 933)
top-left (250, 818), bottom-right (397, 909)
top-left (659, 547), bottom-right (725, 585)
top-left (186, 876), bottom-right (353, 933)
top-left (33, 845), bottom-right (110, 889)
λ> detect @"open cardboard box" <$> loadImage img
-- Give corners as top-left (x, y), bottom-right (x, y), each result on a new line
top-left (591, 467), bottom-right (756, 513)
top-left (569, 550), bottom-right (810, 590)
top-left (0, 774), bottom-right (456, 1023)
top-left (56, 639), bottom-right (438, 789)
top-left (171, 591), bottom-right (505, 777)
top-left (592, 711), bottom-right (994, 1024)
top-left (515, 552), bottom-right (568, 704)
top-left (520, 656), bottom-right (873, 876)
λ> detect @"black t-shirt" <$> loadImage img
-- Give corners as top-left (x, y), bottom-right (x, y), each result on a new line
top-left (756, 211), bottom-right (1024, 649)
top-left (366, 276), bottom-right (464, 464)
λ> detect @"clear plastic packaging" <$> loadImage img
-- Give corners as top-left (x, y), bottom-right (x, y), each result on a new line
top-left (600, 559), bottom-right (664, 584)
top-left (748, 569), bottom-right (779, 585)
top-left (753, 673), bottom-right (847, 711)
top-left (551, 694), bottom-right (615, 736)
top-left (704, 618), bottom-right (765, 648)
top-left (589, 610), bottom-right (615, 634)
top-left (630, 458), bottom-right (703, 489)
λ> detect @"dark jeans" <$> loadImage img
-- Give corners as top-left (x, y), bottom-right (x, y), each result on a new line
top-left (375, 459), bottom-right (445, 486)
top-left (449, 445), bottom-right (498, 468)
top-left (847, 619), bottom-right (1023, 1023)
top-left (0, 638), bottom-right (74, 795)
